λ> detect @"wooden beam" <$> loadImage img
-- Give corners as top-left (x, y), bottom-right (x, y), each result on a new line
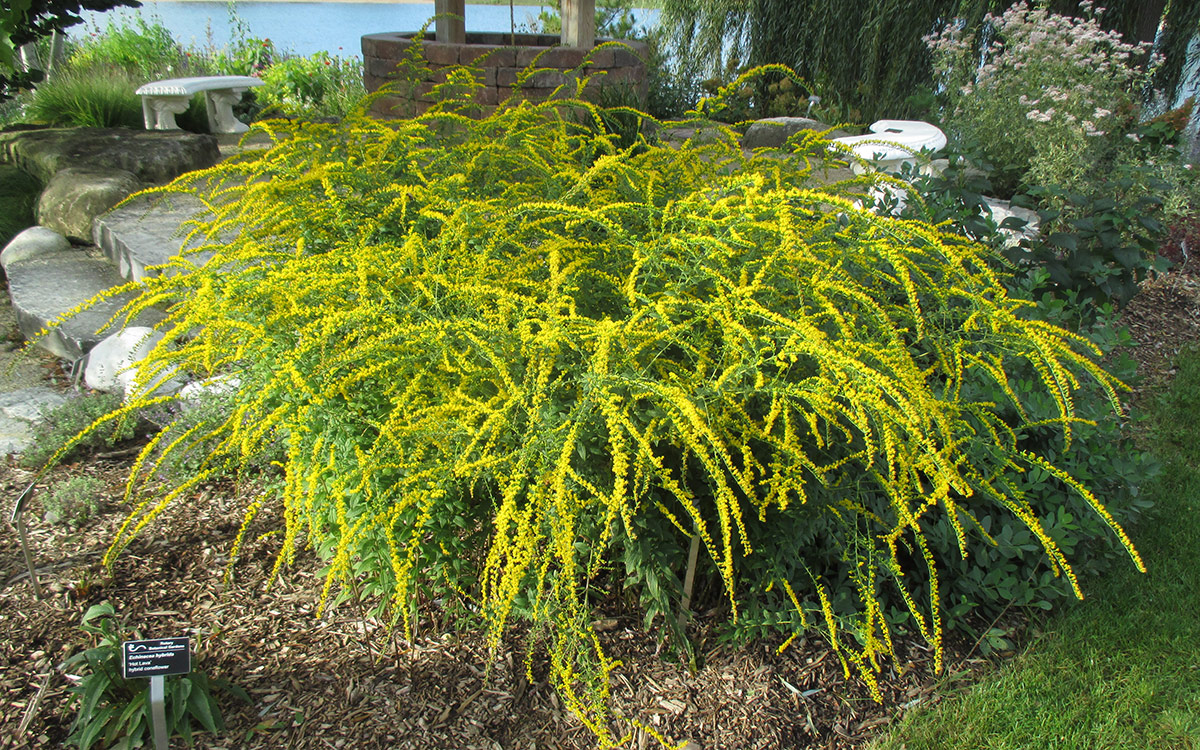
top-left (561, 0), bottom-right (596, 49)
top-left (434, 0), bottom-right (466, 45)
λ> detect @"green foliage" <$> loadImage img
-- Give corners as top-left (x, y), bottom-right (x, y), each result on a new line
top-left (70, 16), bottom-right (184, 79)
top-left (21, 392), bottom-right (137, 469)
top-left (192, 4), bottom-right (274, 77)
top-left (749, 0), bottom-right (959, 123)
top-left (8, 5), bottom-right (366, 127)
top-left (63, 602), bottom-right (246, 750)
top-left (0, 164), bottom-right (39, 246)
top-left (44, 474), bottom-right (105, 525)
top-left (931, 294), bottom-right (1155, 631)
top-left (1016, 178), bottom-right (1167, 310)
top-left (201, 36), bottom-right (273, 78)
top-left (657, 0), bottom-right (751, 85)
top-left (24, 65), bottom-right (144, 127)
top-left (1010, 108), bottom-right (1196, 311)
top-left (16, 16), bottom-right (217, 130)
top-left (870, 347), bottom-right (1200, 750)
top-left (927, 1), bottom-right (1153, 197)
top-left (68, 67), bottom-right (1146, 742)
top-left (255, 51), bottom-right (365, 120)
top-left (1, 0), bottom-right (141, 100)
top-left (533, 0), bottom-right (639, 39)
top-left (658, 0), bottom-right (959, 122)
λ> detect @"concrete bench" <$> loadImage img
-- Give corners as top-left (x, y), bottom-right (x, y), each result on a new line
top-left (136, 76), bottom-right (264, 134)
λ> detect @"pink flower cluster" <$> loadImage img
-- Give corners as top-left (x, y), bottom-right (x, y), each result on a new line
top-left (927, 2), bottom-right (1151, 143)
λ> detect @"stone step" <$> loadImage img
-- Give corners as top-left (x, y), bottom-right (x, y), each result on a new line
top-left (94, 192), bottom-right (213, 282)
top-left (6, 246), bottom-right (164, 360)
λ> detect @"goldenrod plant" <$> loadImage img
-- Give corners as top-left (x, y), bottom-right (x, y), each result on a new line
top-left (42, 57), bottom-right (1145, 744)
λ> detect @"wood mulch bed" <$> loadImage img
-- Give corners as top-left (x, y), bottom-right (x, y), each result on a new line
top-left (2, 258), bottom-right (1197, 750)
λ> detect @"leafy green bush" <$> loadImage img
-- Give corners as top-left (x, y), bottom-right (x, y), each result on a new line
top-left (68, 63), bottom-right (1147, 742)
top-left (192, 6), bottom-right (275, 78)
top-left (927, 1), bottom-right (1152, 197)
top-left (21, 392), bottom-right (137, 469)
top-left (28, 17), bottom-right (215, 131)
top-left (44, 475), bottom-right (105, 526)
top-left (63, 602), bottom-right (246, 750)
top-left (70, 16), bottom-right (187, 79)
top-left (255, 51), bottom-right (365, 119)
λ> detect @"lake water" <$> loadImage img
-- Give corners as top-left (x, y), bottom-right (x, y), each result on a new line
top-left (77, 2), bottom-right (659, 59)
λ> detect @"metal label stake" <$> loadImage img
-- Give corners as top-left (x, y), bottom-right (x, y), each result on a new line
top-left (150, 675), bottom-right (168, 750)
top-left (11, 482), bottom-right (42, 599)
top-left (122, 637), bottom-right (191, 750)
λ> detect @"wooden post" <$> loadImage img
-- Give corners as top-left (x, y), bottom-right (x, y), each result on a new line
top-left (561, 0), bottom-right (596, 48)
top-left (434, 0), bottom-right (467, 45)
top-left (677, 525), bottom-right (700, 631)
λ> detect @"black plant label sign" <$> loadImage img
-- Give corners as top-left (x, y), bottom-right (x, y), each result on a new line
top-left (121, 637), bottom-right (191, 679)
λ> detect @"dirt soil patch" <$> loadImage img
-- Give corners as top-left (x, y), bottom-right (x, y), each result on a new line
top-left (2, 261), bottom-right (1198, 750)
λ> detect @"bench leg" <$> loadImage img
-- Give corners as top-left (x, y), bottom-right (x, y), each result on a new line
top-left (142, 95), bottom-right (190, 130)
top-left (205, 88), bottom-right (250, 134)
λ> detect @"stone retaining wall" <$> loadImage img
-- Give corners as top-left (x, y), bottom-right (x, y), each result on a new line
top-left (361, 32), bottom-right (649, 118)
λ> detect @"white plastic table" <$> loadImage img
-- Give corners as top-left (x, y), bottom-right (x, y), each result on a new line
top-left (832, 119), bottom-right (947, 173)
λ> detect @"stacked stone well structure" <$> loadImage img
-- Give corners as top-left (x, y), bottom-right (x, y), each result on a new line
top-left (362, 32), bottom-right (649, 119)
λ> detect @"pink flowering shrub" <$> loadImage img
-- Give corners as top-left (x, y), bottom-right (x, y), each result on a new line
top-left (926, 1), bottom-right (1153, 194)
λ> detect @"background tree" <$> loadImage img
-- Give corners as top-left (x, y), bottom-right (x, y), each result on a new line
top-left (659, 0), bottom-right (1200, 123)
top-left (1, 0), bottom-right (141, 100)
top-left (1045, 0), bottom-right (1199, 107)
top-left (748, 0), bottom-right (959, 122)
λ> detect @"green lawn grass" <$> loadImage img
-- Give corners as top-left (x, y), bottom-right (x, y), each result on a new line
top-left (870, 349), bottom-right (1200, 750)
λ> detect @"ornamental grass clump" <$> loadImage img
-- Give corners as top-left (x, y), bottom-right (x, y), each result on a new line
top-left (49, 55), bottom-right (1144, 743)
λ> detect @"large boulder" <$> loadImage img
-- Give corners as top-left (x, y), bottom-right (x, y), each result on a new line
top-left (0, 387), bottom-right (68, 457)
top-left (742, 117), bottom-right (850, 150)
top-left (1, 226), bottom-right (69, 271)
top-left (0, 127), bottom-right (220, 185)
top-left (6, 247), bottom-right (164, 360)
top-left (84, 326), bottom-right (184, 400)
top-left (36, 168), bottom-right (142, 241)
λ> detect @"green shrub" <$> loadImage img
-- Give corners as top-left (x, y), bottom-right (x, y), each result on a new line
top-left (70, 16), bottom-right (187, 79)
top-left (67, 62), bottom-right (1147, 743)
top-left (22, 392), bottom-right (138, 469)
top-left (44, 475), bottom-right (105, 526)
top-left (190, 3), bottom-right (275, 77)
top-left (255, 52), bottom-right (365, 119)
top-left (927, 2), bottom-right (1152, 197)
